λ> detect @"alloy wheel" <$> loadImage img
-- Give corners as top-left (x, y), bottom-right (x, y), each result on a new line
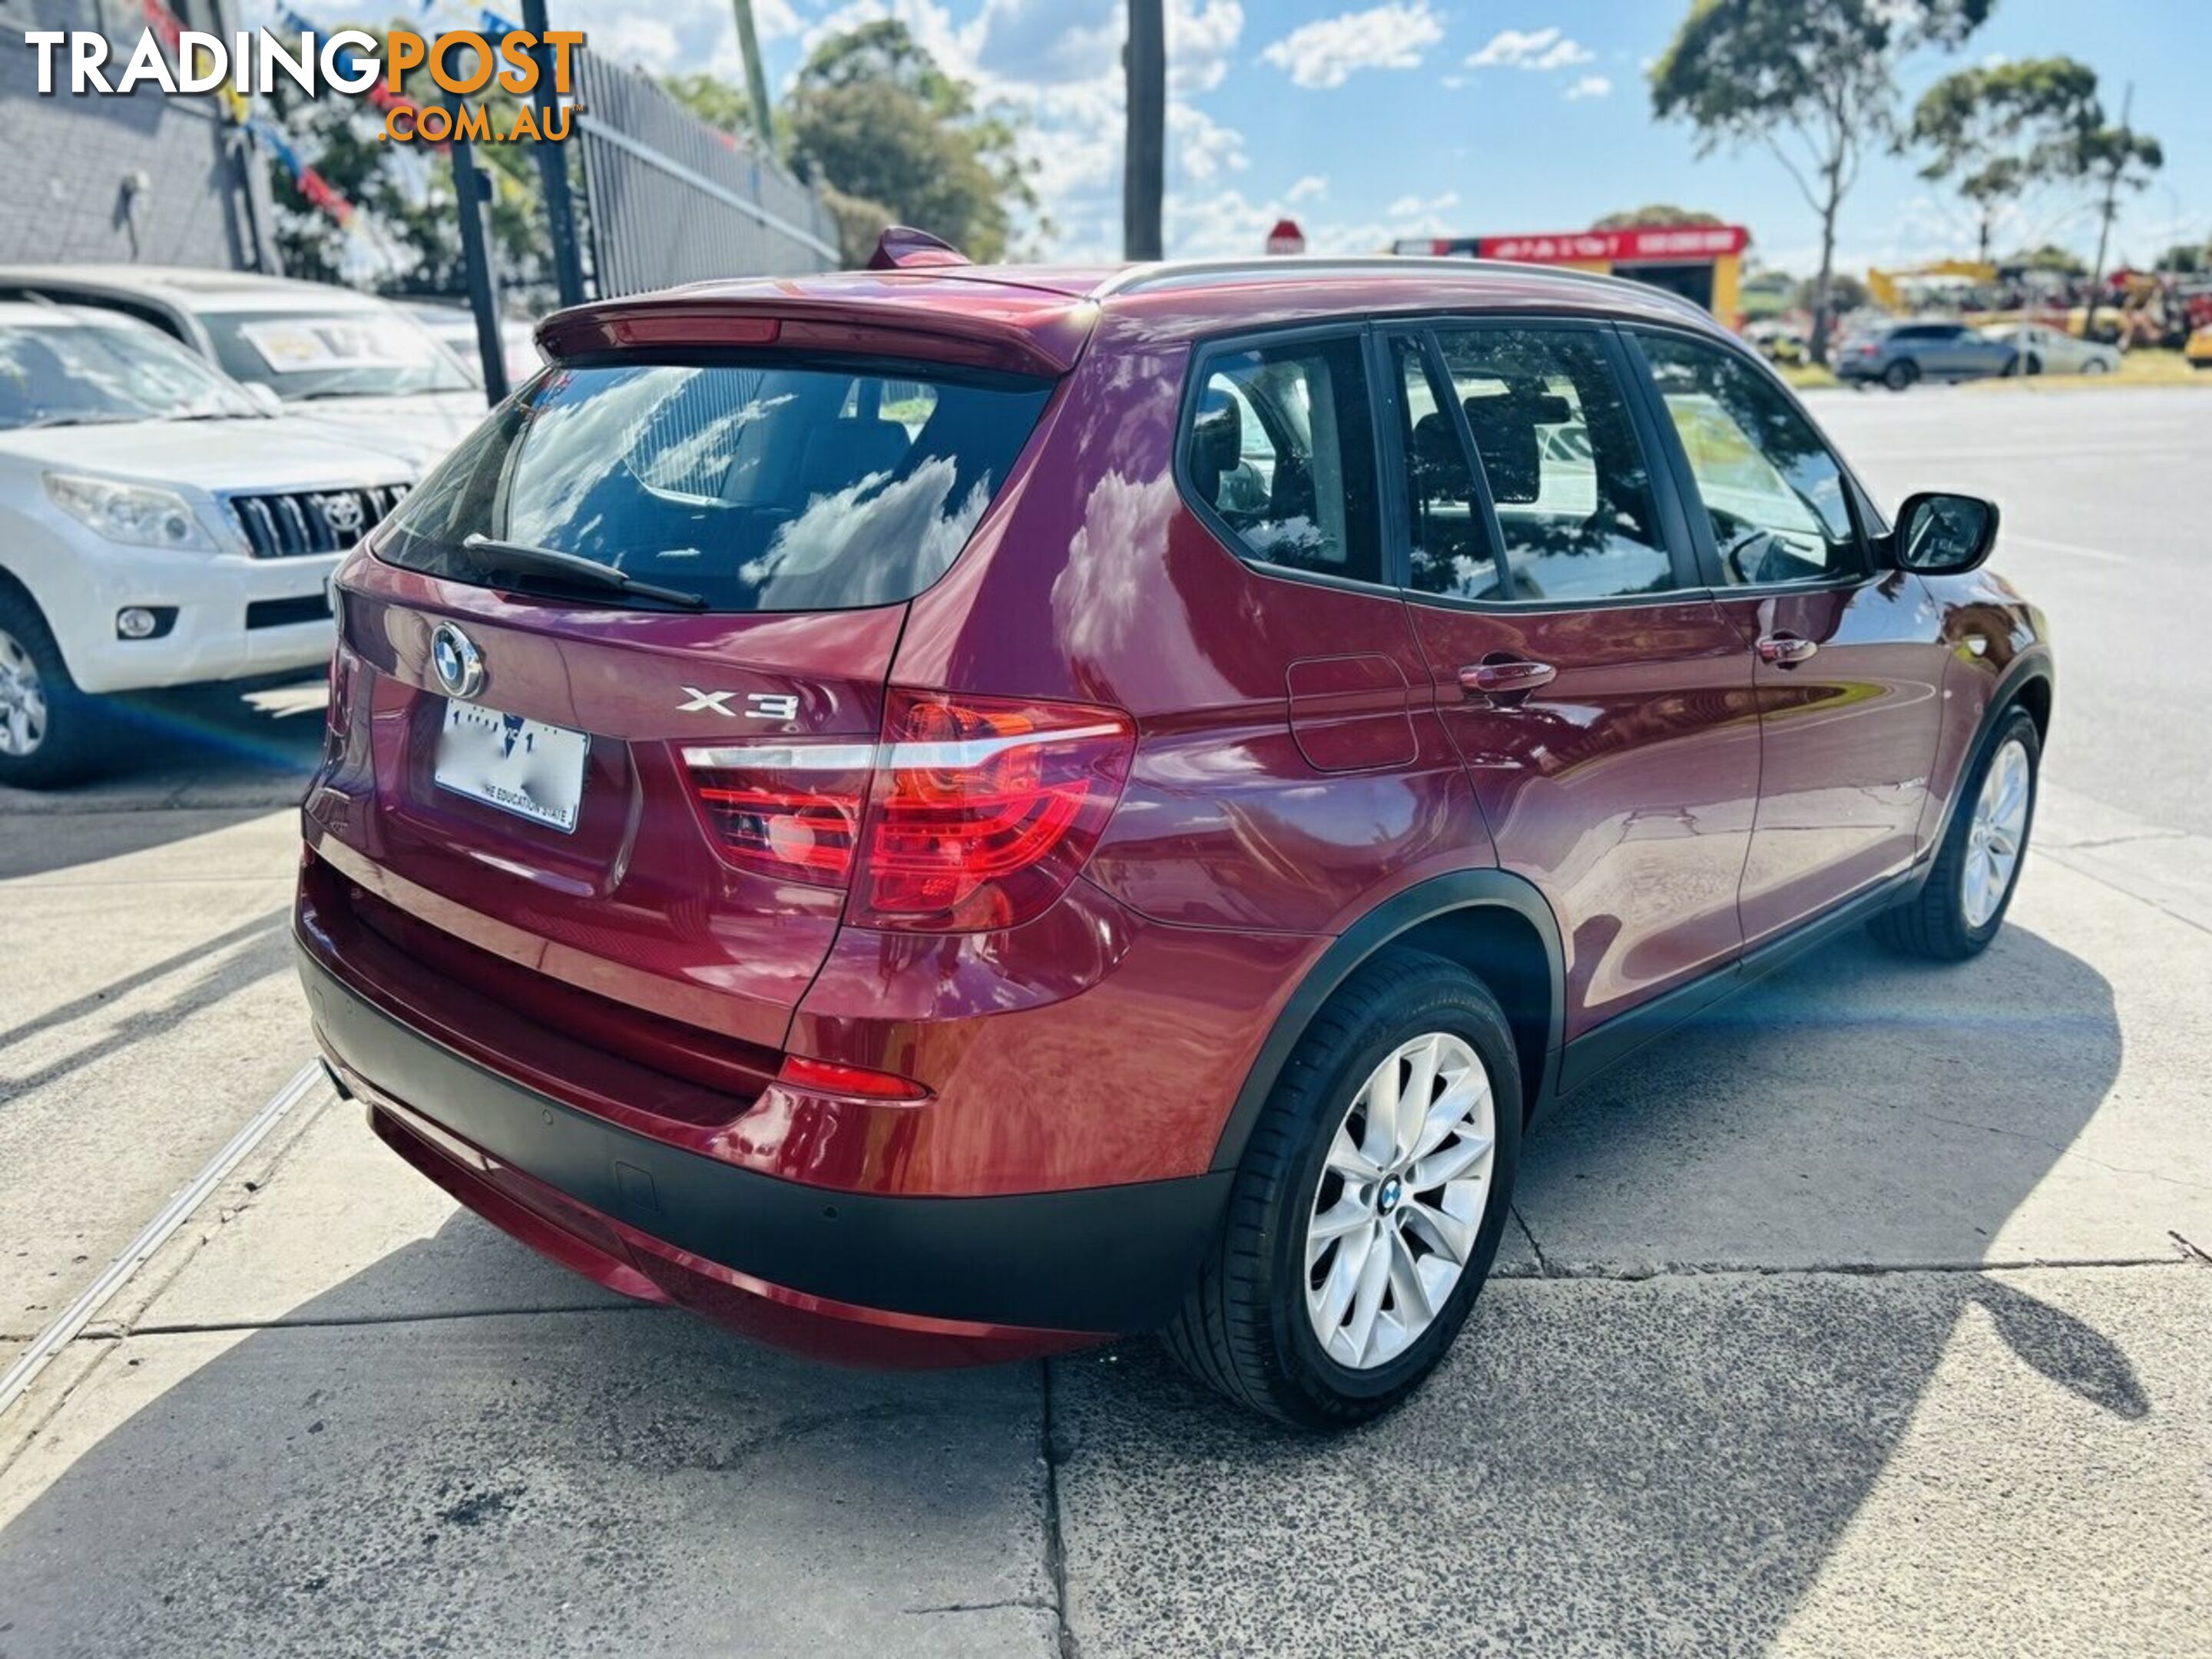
top-left (1304, 1031), bottom-right (1496, 1371)
top-left (0, 628), bottom-right (47, 758)
top-left (1962, 736), bottom-right (2032, 929)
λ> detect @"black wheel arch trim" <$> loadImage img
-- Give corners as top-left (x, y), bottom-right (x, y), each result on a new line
top-left (1947, 647), bottom-right (2053, 838)
top-left (1208, 869), bottom-right (1565, 1173)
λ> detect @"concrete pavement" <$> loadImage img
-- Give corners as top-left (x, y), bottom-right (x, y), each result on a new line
top-left (1, 847), bottom-right (2204, 1657)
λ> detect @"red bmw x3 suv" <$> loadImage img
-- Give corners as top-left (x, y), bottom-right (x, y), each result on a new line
top-left (296, 238), bottom-right (2051, 1426)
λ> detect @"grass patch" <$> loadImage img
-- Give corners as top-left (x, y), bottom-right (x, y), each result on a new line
top-left (1960, 348), bottom-right (2207, 390)
top-left (1780, 348), bottom-right (2205, 394)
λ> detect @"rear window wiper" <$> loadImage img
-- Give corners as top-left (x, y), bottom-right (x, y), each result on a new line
top-left (461, 533), bottom-right (707, 611)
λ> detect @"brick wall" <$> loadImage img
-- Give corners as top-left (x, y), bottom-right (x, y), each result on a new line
top-left (0, 0), bottom-right (271, 270)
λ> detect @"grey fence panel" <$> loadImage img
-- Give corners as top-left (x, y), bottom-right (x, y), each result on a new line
top-left (575, 52), bottom-right (839, 298)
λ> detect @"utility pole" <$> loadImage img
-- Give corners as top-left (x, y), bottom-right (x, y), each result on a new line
top-left (447, 87), bottom-right (511, 406)
top-left (1123, 0), bottom-right (1164, 261)
top-left (731, 0), bottom-right (775, 152)
top-left (2082, 81), bottom-right (2131, 341)
top-left (522, 0), bottom-right (585, 309)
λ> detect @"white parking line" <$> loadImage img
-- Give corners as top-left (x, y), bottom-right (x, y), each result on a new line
top-left (2002, 532), bottom-right (2128, 565)
top-left (0, 1061), bottom-right (329, 1422)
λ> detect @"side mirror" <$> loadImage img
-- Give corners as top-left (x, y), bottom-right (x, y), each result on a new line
top-left (242, 382), bottom-right (284, 419)
top-left (1892, 491), bottom-right (1998, 575)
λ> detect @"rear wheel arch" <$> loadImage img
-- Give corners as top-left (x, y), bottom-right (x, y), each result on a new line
top-left (1210, 873), bottom-right (1564, 1174)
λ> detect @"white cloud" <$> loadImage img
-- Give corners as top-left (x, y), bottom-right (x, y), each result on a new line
top-left (1170, 99), bottom-right (1250, 182)
top-left (1286, 174), bottom-right (1329, 204)
top-left (1563, 74), bottom-right (1611, 100)
top-left (1260, 2), bottom-right (1444, 90)
top-left (1170, 0), bottom-right (1245, 94)
top-left (1386, 189), bottom-right (1458, 217)
top-left (1466, 26), bottom-right (1594, 71)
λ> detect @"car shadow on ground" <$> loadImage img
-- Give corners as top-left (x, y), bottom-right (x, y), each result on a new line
top-left (0, 681), bottom-right (325, 879)
top-left (0, 921), bottom-right (2133, 1656)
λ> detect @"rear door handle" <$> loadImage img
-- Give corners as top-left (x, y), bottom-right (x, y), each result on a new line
top-left (1756, 633), bottom-right (1819, 667)
top-left (1459, 659), bottom-right (1557, 697)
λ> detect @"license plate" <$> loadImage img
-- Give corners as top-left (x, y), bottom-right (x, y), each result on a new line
top-left (432, 700), bottom-right (588, 833)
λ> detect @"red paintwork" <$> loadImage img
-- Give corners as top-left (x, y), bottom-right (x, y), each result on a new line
top-left (303, 258), bottom-right (2049, 1357)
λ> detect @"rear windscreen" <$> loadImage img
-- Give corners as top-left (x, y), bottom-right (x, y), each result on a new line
top-left (374, 356), bottom-right (1054, 611)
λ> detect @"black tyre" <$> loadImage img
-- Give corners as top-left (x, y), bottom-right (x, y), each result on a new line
top-left (2025, 354), bottom-right (2044, 376)
top-left (1870, 707), bottom-right (2039, 962)
top-left (1163, 947), bottom-right (1522, 1429)
top-left (0, 588), bottom-right (111, 789)
top-left (1883, 359), bottom-right (1919, 392)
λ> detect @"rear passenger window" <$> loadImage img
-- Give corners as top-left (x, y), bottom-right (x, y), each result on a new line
top-left (1184, 336), bottom-right (1382, 585)
top-left (1422, 326), bottom-right (1675, 604)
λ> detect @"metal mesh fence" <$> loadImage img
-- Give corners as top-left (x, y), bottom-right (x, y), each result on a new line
top-left (573, 52), bottom-right (839, 298)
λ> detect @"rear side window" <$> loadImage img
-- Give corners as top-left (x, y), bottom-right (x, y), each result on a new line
top-left (1184, 335), bottom-right (1382, 585)
top-left (377, 358), bottom-right (1052, 612)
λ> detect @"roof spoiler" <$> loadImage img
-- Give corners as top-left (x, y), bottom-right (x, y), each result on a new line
top-left (867, 226), bottom-right (971, 271)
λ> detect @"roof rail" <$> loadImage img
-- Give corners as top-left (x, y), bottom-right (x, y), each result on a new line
top-left (1089, 254), bottom-right (1706, 316)
top-left (868, 227), bottom-right (972, 272)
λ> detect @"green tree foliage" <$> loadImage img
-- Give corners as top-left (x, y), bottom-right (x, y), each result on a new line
top-left (1650, 0), bottom-right (1993, 363)
top-left (783, 19), bottom-right (1045, 265)
top-left (1912, 58), bottom-right (2107, 262)
top-left (265, 32), bottom-right (553, 303)
top-left (2009, 243), bottom-right (2088, 275)
top-left (1591, 204), bottom-right (1723, 230)
top-left (1792, 270), bottom-right (1869, 313)
top-left (658, 71), bottom-right (759, 141)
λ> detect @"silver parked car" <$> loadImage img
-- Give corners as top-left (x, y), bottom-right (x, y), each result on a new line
top-left (1836, 320), bottom-right (2019, 390)
top-left (1979, 323), bottom-right (2122, 376)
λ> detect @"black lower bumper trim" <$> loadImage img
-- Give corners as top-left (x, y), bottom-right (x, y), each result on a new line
top-left (298, 945), bottom-right (1228, 1333)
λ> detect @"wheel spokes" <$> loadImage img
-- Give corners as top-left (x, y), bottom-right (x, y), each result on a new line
top-left (1385, 1227), bottom-right (1433, 1329)
top-left (1412, 1070), bottom-right (1488, 1162)
top-left (1341, 1230), bottom-right (1392, 1362)
top-left (1412, 1130), bottom-right (1494, 1190)
top-left (1392, 1035), bottom-right (1441, 1162)
top-left (1402, 1198), bottom-right (1476, 1265)
top-left (1301, 1029), bottom-right (1499, 1371)
top-left (1314, 1222), bottom-right (1375, 1336)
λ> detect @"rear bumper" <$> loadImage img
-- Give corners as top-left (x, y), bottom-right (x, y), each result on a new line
top-left (299, 945), bottom-right (1230, 1356)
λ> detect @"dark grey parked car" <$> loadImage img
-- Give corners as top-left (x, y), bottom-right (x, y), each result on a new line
top-left (1836, 320), bottom-right (2020, 390)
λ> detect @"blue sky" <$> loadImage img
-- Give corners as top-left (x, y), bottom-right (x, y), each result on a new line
top-left (332, 0), bottom-right (2212, 274)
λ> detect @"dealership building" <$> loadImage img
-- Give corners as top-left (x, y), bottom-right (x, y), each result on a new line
top-left (1392, 224), bottom-right (1751, 323)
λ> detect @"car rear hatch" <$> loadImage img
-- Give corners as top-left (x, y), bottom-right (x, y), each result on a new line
top-left (303, 300), bottom-right (1080, 1133)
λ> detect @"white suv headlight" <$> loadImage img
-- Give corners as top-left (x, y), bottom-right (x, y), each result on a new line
top-left (43, 473), bottom-right (215, 551)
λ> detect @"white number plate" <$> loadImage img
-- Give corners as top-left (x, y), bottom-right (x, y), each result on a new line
top-left (432, 700), bottom-right (588, 833)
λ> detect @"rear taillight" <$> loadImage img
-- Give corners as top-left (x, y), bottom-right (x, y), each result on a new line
top-left (851, 690), bottom-right (1135, 932)
top-left (682, 742), bottom-right (872, 887)
top-left (682, 691), bottom-right (1134, 929)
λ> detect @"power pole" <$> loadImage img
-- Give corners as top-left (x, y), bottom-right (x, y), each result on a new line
top-left (1123, 0), bottom-right (1164, 261)
top-left (447, 86), bottom-right (510, 405)
top-left (731, 0), bottom-right (775, 152)
top-left (2082, 81), bottom-right (2131, 341)
top-left (522, 0), bottom-right (585, 308)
